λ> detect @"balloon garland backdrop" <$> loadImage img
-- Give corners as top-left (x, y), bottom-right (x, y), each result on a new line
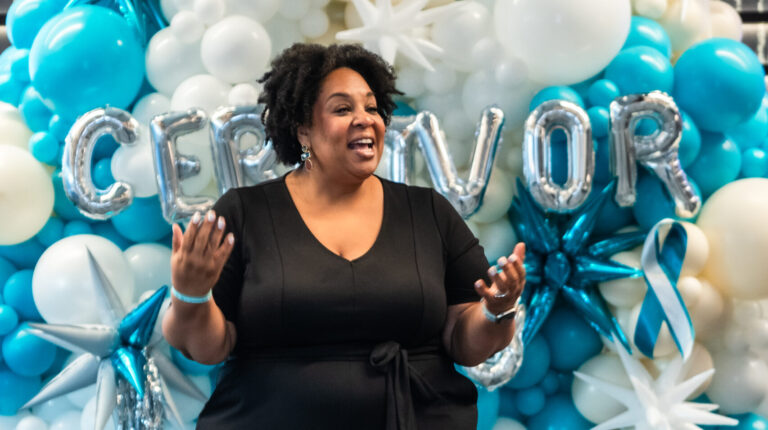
top-left (1, 0), bottom-right (767, 429)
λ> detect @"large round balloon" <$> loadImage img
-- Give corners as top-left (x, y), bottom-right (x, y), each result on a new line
top-left (0, 145), bottom-right (54, 245)
top-left (6, 0), bottom-right (67, 50)
top-left (123, 243), bottom-right (171, 302)
top-left (494, 0), bottom-right (631, 86)
top-left (706, 348), bottom-right (768, 414)
top-left (28, 5), bottom-right (145, 119)
top-left (572, 352), bottom-right (631, 424)
top-left (200, 15), bottom-right (272, 84)
top-left (697, 178), bottom-right (768, 300)
top-left (32, 234), bottom-right (135, 324)
top-left (673, 38), bottom-right (765, 133)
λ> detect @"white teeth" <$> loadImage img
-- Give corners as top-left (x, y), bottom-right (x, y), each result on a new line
top-left (350, 138), bottom-right (373, 145)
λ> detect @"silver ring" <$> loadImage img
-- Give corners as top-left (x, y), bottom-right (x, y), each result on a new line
top-left (493, 291), bottom-right (509, 299)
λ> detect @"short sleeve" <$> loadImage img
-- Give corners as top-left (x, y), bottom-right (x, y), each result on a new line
top-left (430, 190), bottom-right (490, 305)
top-left (211, 188), bottom-right (245, 323)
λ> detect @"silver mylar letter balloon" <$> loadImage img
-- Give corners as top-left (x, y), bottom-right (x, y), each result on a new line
top-left (610, 92), bottom-right (701, 218)
top-left (210, 105), bottom-right (277, 195)
top-left (463, 304), bottom-right (526, 390)
top-left (63, 107), bottom-right (139, 219)
top-left (384, 107), bottom-right (504, 218)
top-left (523, 100), bottom-right (594, 212)
top-left (151, 109), bottom-right (216, 223)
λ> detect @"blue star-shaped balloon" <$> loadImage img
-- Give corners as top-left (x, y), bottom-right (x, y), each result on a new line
top-left (512, 180), bottom-right (645, 351)
top-left (65, 0), bottom-right (167, 43)
top-left (22, 249), bottom-right (204, 429)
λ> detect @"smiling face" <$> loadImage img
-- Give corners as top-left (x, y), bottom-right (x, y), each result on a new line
top-left (297, 67), bottom-right (386, 182)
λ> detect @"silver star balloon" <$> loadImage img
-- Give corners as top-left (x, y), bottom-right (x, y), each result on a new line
top-left (22, 247), bottom-right (206, 429)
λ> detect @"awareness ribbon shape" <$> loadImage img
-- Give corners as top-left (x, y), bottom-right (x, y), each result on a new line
top-left (635, 219), bottom-right (695, 360)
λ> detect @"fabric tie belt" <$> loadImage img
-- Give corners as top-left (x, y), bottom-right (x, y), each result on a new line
top-left (235, 341), bottom-right (444, 430)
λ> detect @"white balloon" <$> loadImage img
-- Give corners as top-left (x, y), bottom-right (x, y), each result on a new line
top-left (224, 0), bottom-right (281, 22)
top-left (15, 416), bottom-right (48, 430)
top-left (709, 0), bottom-right (742, 41)
top-left (124, 243), bottom-right (172, 302)
top-left (170, 10), bottom-right (205, 43)
top-left (174, 0), bottom-right (194, 11)
top-left (492, 417), bottom-right (527, 430)
top-left (423, 63), bottom-right (457, 95)
top-left (160, 0), bottom-right (180, 21)
top-left (145, 28), bottom-right (207, 96)
top-left (494, 56), bottom-right (528, 89)
top-left (698, 179), bottom-right (768, 300)
top-left (676, 276), bottom-right (702, 309)
top-left (32, 235), bottom-right (135, 324)
top-left (470, 37), bottom-right (500, 71)
top-left (475, 216), bottom-right (518, 262)
top-left (688, 279), bottom-right (724, 342)
top-left (176, 127), bottom-right (215, 196)
top-left (430, 1), bottom-right (491, 72)
top-left (48, 411), bottom-right (80, 430)
top-left (263, 16), bottom-right (305, 54)
top-left (461, 69), bottom-right (534, 127)
top-left (396, 64), bottom-right (427, 98)
top-left (132, 93), bottom-right (172, 127)
top-left (64, 383), bottom-right (95, 409)
top-left (0, 103), bottom-right (33, 149)
top-left (111, 126), bottom-right (159, 198)
top-left (470, 168), bottom-right (515, 224)
top-left (654, 342), bottom-right (714, 398)
top-left (193, 0), bottom-right (225, 25)
top-left (278, 0), bottom-right (310, 20)
top-left (680, 222), bottom-right (708, 277)
top-left (228, 83), bottom-right (261, 106)
top-left (598, 248), bottom-right (646, 308)
top-left (170, 374), bottom-right (212, 422)
top-left (632, 0), bottom-right (668, 18)
top-left (171, 74), bottom-right (230, 114)
top-left (748, 318), bottom-right (768, 350)
top-left (442, 108), bottom-right (475, 143)
top-left (494, 0), bottom-right (631, 86)
top-left (80, 397), bottom-right (115, 430)
top-left (659, 0), bottom-right (710, 55)
top-left (299, 8), bottom-right (329, 39)
top-left (706, 348), bottom-right (768, 414)
top-left (572, 353), bottom-right (632, 424)
top-left (31, 397), bottom-right (77, 424)
top-left (0, 145), bottom-right (54, 245)
top-left (200, 16), bottom-right (271, 84)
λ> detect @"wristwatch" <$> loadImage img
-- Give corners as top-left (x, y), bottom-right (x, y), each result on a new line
top-left (481, 296), bottom-right (521, 324)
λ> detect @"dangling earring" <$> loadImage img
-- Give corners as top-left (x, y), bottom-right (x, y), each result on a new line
top-left (301, 144), bottom-right (313, 170)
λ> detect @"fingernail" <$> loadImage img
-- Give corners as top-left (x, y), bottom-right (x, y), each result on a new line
top-left (488, 267), bottom-right (497, 277)
top-left (509, 254), bottom-right (518, 262)
top-left (206, 210), bottom-right (215, 222)
top-left (227, 233), bottom-right (234, 245)
top-left (191, 212), bottom-right (201, 224)
top-left (474, 281), bottom-right (483, 289)
top-left (217, 216), bottom-right (225, 230)
top-left (498, 256), bottom-right (508, 266)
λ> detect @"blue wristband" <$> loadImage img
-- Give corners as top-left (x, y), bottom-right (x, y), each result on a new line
top-left (171, 286), bottom-right (212, 304)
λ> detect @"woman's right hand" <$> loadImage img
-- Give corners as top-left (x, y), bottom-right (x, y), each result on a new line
top-left (171, 210), bottom-right (235, 297)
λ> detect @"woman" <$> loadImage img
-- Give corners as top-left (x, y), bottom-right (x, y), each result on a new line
top-left (162, 43), bottom-right (525, 429)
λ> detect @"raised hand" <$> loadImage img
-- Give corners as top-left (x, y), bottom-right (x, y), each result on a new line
top-left (474, 242), bottom-right (526, 315)
top-left (171, 210), bottom-right (235, 298)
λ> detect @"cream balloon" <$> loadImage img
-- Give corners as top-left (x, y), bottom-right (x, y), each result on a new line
top-left (572, 353), bottom-right (632, 424)
top-left (0, 103), bottom-right (33, 149)
top-left (123, 243), bottom-right (172, 302)
top-left (698, 178), bottom-right (768, 300)
top-left (598, 247), bottom-right (646, 308)
top-left (659, 0), bottom-right (710, 54)
top-left (32, 235), bottom-right (135, 324)
top-left (111, 126), bottom-right (159, 198)
top-left (0, 145), bottom-right (54, 245)
top-left (224, 0), bottom-right (281, 22)
top-left (632, 0), bottom-right (668, 18)
top-left (200, 15), bottom-right (272, 84)
top-left (709, 0), bottom-right (742, 41)
top-left (706, 348), bottom-right (768, 414)
top-left (676, 276), bottom-right (702, 309)
top-left (494, 0), bottom-right (631, 86)
top-left (628, 301), bottom-right (678, 358)
top-left (687, 278), bottom-right (725, 342)
top-left (170, 74), bottom-right (230, 114)
top-left (653, 342), bottom-right (714, 398)
top-left (679, 222), bottom-right (708, 277)
top-left (145, 28), bottom-right (207, 96)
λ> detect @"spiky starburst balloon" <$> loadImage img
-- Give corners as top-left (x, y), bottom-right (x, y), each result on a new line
top-left (511, 179), bottom-right (645, 349)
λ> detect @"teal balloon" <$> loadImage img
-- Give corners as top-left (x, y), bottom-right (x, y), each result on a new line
top-left (393, 101), bottom-right (417, 116)
top-left (604, 46), bottom-right (673, 95)
top-left (29, 5), bottom-right (145, 119)
top-left (570, 73), bottom-right (603, 101)
top-left (0, 365), bottom-right (42, 415)
top-left (498, 388), bottom-right (522, 419)
top-left (622, 16), bottom-right (672, 57)
top-left (170, 347), bottom-right (218, 375)
top-left (530, 86), bottom-right (585, 111)
top-left (593, 137), bottom-right (611, 185)
top-left (52, 169), bottom-right (88, 221)
top-left (19, 86), bottom-right (53, 132)
top-left (2, 324), bottom-right (57, 376)
top-left (0, 239), bottom-right (45, 269)
top-left (62, 220), bottom-right (93, 237)
top-left (740, 148), bottom-right (768, 178)
top-left (516, 386), bottom-right (546, 416)
top-left (593, 187), bottom-right (634, 236)
top-left (111, 197), bottom-right (171, 242)
top-left (93, 158), bottom-right (115, 189)
top-left (28, 131), bottom-right (59, 165)
top-left (0, 305), bottom-right (19, 336)
top-left (539, 370), bottom-right (559, 395)
top-left (35, 217), bottom-right (64, 247)
top-left (47, 114), bottom-right (73, 143)
top-left (0, 73), bottom-right (26, 105)
top-left (727, 96), bottom-right (768, 151)
top-left (587, 106), bottom-right (609, 139)
top-left (674, 38), bottom-right (766, 132)
top-left (0, 257), bottom-right (16, 297)
top-left (477, 388), bottom-right (500, 430)
top-left (93, 134), bottom-right (120, 161)
top-left (507, 335), bottom-right (550, 389)
top-left (729, 413), bottom-right (768, 429)
top-left (6, 0), bottom-right (67, 49)
top-left (92, 221), bottom-right (133, 250)
top-left (679, 110), bottom-right (701, 168)
top-left (587, 79), bottom-right (619, 108)
top-left (541, 305), bottom-right (602, 371)
top-left (527, 394), bottom-right (591, 430)
top-left (686, 132), bottom-right (741, 197)
top-left (3, 270), bottom-right (41, 321)
top-left (10, 49), bottom-right (30, 84)
top-left (633, 171), bottom-right (699, 230)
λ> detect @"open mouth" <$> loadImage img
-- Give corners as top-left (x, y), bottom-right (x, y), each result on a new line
top-left (347, 138), bottom-right (374, 150)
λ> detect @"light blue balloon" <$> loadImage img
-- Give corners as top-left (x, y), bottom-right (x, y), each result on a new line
top-left (2, 324), bottom-right (57, 376)
top-left (0, 239), bottom-right (45, 269)
top-left (541, 305), bottom-right (602, 371)
top-left (9, 49), bottom-right (30, 84)
top-left (3, 270), bottom-right (41, 321)
top-left (632, 171), bottom-right (699, 230)
top-left (527, 393), bottom-right (591, 430)
top-left (507, 335), bottom-right (550, 389)
top-left (93, 158), bottom-right (115, 189)
top-left (622, 16), bottom-right (672, 57)
top-left (686, 132), bottom-right (742, 197)
top-left (587, 106), bottom-right (609, 139)
top-left (170, 347), bottom-right (218, 375)
top-left (19, 86), bottom-right (53, 132)
top-left (111, 197), bottom-right (171, 243)
top-left (91, 221), bottom-right (133, 250)
top-left (604, 46), bottom-right (673, 95)
top-left (35, 217), bottom-right (64, 247)
top-left (0, 305), bottom-right (19, 336)
top-left (47, 114), bottom-right (73, 143)
top-left (740, 148), bottom-right (768, 178)
top-left (674, 38), bottom-right (766, 132)
top-left (477, 388), bottom-right (500, 430)
top-left (29, 5), bottom-right (145, 119)
top-left (0, 257), bottom-right (16, 299)
top-left (28, 131), bottom-right (58, 165)
top-left (587, 79), bottom-right (620, 108)
top-left (51, 169), bottom-right (88, 221)
top-left (570, 73), bottom-right (603, 102)
top-left (679, 110), bottom-right (701, 168)
top-left (0, 365), bottom-right (42, 415)
top-left (727, 96), bottom-right (768, 151)
top-left (62, 220), bottom-right (93, 237)
top-left (516, 386), bottom-right (546, 416)
top-left (6, 0), bottom-right (68, 50)
top-left (0, 73), bottom-right (25, 105)
top-left (530, 86), bottom-right (585, 111)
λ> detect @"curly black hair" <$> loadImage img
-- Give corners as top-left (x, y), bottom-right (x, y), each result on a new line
top-left (257, 43), bottom-right (401, 165)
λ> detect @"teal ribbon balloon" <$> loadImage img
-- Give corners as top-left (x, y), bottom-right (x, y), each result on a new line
top-left (635, 219), bottom-right (695, 360)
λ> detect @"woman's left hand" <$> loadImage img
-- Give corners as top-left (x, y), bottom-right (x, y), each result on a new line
top-left (474, 242), bottom-right (526, 315)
